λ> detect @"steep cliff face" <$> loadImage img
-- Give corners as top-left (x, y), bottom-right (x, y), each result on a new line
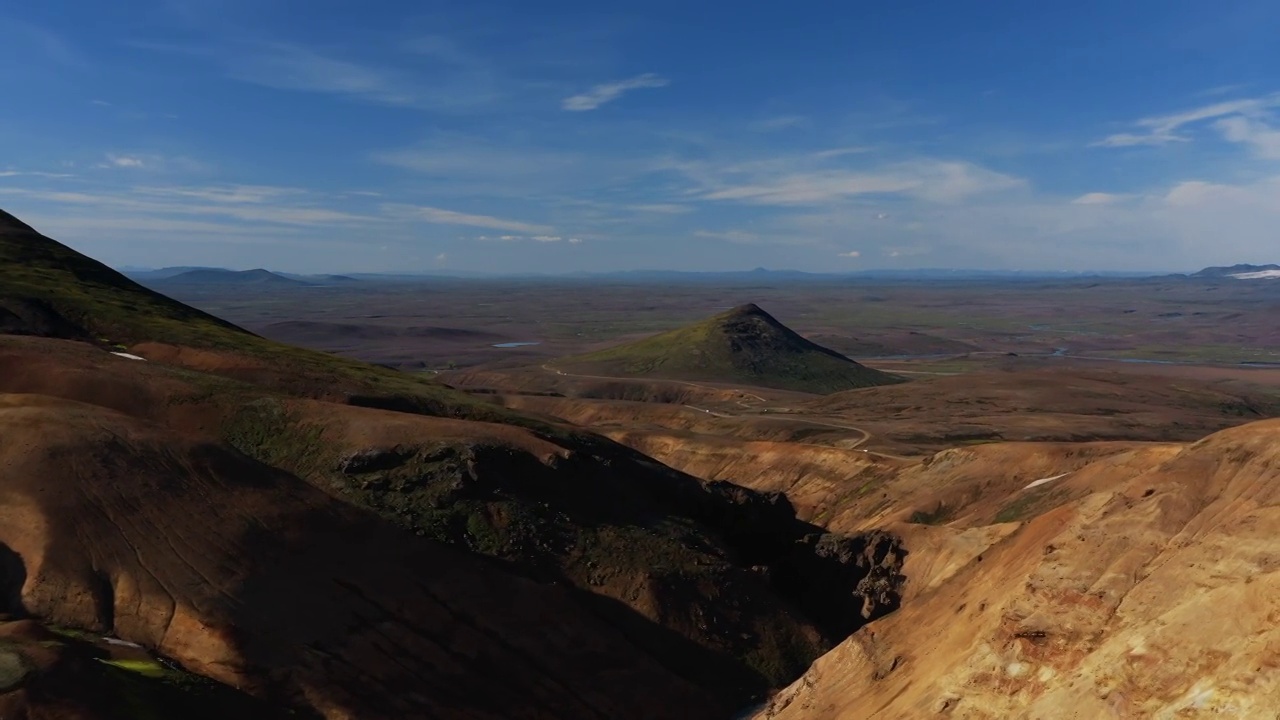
top-left (754, 420), bottom-right (1280, 719)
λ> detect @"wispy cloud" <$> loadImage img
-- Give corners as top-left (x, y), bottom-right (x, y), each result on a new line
top-left (7, 19), bottom-right (83, 67)
top-left (478, 234), bottom-right (583, 244)
top-left (1216, 116), bottom-right (1280, 159)
top-left (750, 115), bottom-right (808, 132)
top-left (133, 39), bottom-right (502, 111)
top-left (884, 246), bottom-right (930, 258)
top-left (374, 141), bottom-right (578, 179)
top-left (701, 172), bottom-right (915, 203)
top-left (489, 234), bottom-right (585, 244)
top-left (0, 185), bottom-right (372, 226)
top-left (1071, 192), bottom-right (1131, 205)
top-left (371, 134), bottom-right (668, 211)
top-left (92, 154), bottom-right (207, 173)
top-left (226, 42), bottom-right (420, 106)
top-left (1092, 94), bottom-right (1280, 147)
top-left (838, 250), bottom-right (861, 258)
top-left (693, 229), bottom-right (760, 244)
top-left (627, 203), bottom-right (692, 214)
top-left (809, 146), bottom-right (873, 160)
top-left (384, 204), bottom-right (551, 233)
top-left (18, 215), bottom-right (300, 238)
top-left (562, 73), bottom-right (668, 111)
top-left (134, 185), bottom-right (306, 204)
top-left (689, 158), bottom-right (1024, 206)
top-left (105, 154), bottom-right (146, 168)
top-left (0, 170), bottom-right (75, 179)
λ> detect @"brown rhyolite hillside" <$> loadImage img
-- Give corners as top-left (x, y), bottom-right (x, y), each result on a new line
top-left (752, 424), bottom-right (1280, 718)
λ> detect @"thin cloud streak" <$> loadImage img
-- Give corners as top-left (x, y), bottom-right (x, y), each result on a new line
top-left (0, 170), bottom-right (75, 179)
top-left (562, 73), bottom-right (669, 111)
top-left (1072, 192), bottom-right (1131, 205)
top-left (225, 42), bottom-right (421, 106)
top-left (132, 39), bottom-right (503, 111)
top-left (106, 154), bottom-right (146, 168)
top-left (1092, 94), bottom-right (1280, 147)
top-left (693, 229), bottom-right (760, 243)
top-left (6, 18), bottom-right (84, 67)
top-left (0, 186), bottom-right (375, 226)
top-left (688, 158), bottom-right (1025, 205)
top-left (134, 185), bottom-right (308, 204)
top-left (383, 204), bottom-right (552, 233)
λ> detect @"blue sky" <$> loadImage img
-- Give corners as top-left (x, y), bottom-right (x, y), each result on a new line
top-left (2, 0), bottom-right (1279, 273)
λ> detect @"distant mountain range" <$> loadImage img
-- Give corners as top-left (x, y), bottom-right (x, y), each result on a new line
top-left (118, 264), bottom-right (1280, 284)
top-left (1188, 264), bottom-right (1280, 280)
top-left (127, 267), bottom-right (359, 285)
top-left (121, 266), bottom-right (1164, 283)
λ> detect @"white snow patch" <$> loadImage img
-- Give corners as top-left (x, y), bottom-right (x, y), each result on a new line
top-left (1230, 270), bottom-right (1280, 279)
top-left (1023, 472), bottom-right (1069, 490)
top-left (111, 352), bottom-right (146, 361)
top-left (103, 637), bottom-right (143, 649)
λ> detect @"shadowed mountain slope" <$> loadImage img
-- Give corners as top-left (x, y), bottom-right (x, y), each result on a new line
top-left (0, 394), bottom-right (720, 719)
top-left (562, 303), bottom-right (904, 394)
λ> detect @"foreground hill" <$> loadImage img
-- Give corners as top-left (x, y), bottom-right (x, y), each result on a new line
top-left (0, 393), bottom-right (720, 719)
top-left (0, 210), bottom-right (247, 346)
top-left (561, 303), bottom-right (903, 394)
top-left (0, 208), bottom-right (550, 426)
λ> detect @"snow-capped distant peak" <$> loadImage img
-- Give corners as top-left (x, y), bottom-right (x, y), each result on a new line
top-left (1230, 270), bottom-right (1280, 279)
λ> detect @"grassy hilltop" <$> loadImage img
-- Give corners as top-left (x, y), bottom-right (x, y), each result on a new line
top-left (563, 302), bottom-right (904, 394)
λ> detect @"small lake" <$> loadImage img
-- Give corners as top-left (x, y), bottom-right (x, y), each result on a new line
top-left (492, 341), bottom-right (542, 348)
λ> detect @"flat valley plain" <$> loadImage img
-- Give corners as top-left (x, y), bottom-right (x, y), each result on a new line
top-left (151, 275), bottom-right (1280, 370)
top-left (149, 274), bottom-right (1280, 459)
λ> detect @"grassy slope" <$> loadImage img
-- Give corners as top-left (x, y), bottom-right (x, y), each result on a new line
top-left (565, 303), bottom-right (904, 394)
top-left (0, 209), bottom-right (553, 430)
top-left (0, 210), bottom-right (247, 347)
